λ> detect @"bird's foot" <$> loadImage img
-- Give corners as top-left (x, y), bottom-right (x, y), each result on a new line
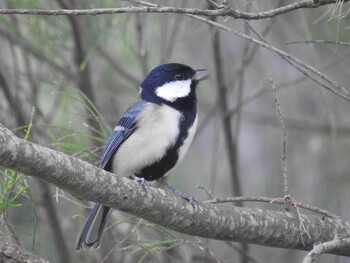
top-left (131, 174), bottom-right (149, 191)
top-left (157, 179), bottom-right (198, 212)
top-left (181, 195), bottom-right (198, 213)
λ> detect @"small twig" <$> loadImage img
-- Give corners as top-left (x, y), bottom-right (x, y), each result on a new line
top-left (205, 0), bottom-right (221, 9)
top-left (271, 195), bottom-right (311, 246)
top-left (225, 47), bottom-right (350, 119)
top-left (136, 0), bottom-right (350, 103)
top-left (295, 204), bottom-right (312, 246)
top-left (204, 196), bottom-right (339, 218)
top-left (193, 237), bottom-right (221, 263)
top-left (303, 236), bottom-right (350, 263)
top-left (0, 0), bottom-right (348, 20)
top-left (269, 76), bottom-right (288, 196)
top-left (286, 39), bottom-right (350, 46)
top-left (197, 185), bottom-right (213, 199)
top-left (186, 14), bottom-right (350, 102)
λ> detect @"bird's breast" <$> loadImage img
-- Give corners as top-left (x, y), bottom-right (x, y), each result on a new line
top-left (112, 103), bottom-right (182, 176)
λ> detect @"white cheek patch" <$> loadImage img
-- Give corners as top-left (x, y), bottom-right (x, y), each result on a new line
top-left (155, 79), bottom-right (192, 102)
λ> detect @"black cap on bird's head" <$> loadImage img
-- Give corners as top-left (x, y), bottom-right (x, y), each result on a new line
top-left (140, 63), bottom-right (207, 106)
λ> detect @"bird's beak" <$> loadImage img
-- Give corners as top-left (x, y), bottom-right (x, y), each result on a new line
top-left (193, 69), bottom-right (209, 82)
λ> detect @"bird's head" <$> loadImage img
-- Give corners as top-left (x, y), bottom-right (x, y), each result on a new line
top-left (140, 63), bottom-right (207, 108)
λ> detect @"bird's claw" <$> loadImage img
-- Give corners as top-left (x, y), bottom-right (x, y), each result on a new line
top-left (156, 179), bottom-right (198, 213)
top-left (183, 195), bottom-right (198, 213)
top-left (131, 175), bottom-right (149, 191)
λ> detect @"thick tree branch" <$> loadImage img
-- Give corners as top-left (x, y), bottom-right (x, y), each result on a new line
top-left (0, 241), bottom-right (48, 263)
top-left (0, 0), bottom-right (348, 20)
top-left (0, 123), bottom-right (350, 256)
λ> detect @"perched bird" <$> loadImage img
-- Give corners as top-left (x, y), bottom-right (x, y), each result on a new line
top-left (75, 63), bottom-right (207, 250)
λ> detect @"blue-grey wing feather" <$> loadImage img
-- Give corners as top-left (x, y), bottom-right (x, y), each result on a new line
top-left (75, 101), bottom-right (146, 250)
top-left (100, 101), bottom-right (146, 170)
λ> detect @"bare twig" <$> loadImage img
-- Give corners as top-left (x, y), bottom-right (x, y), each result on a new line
top-left (269, 74), bottom-right (310, 245)
top-left (206, 0), bottom-right (221, 9)
top-left (204, 196), bottom-right (339, 218)
top-left (269, 76), bottom-right (288, 196)
top-left (286, 39), bottom-right (350, 46)
top-left (133, 0), bottom-right (350, 104)
top-left (186, 14), bottom-right (350, 102)
top-left (270, 195), bottom-right (312, 246)
top-left (303, 236), bottom-right (350, 263)
top-left (225, 47), bottom-right (350, 119)
top-left (0, 0), bottom-right (348, 20)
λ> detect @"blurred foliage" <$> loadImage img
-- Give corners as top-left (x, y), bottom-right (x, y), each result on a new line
top-left (0, 169), bottom-right (29, 213)
top-left (0, 108), bottom-right (34, 214)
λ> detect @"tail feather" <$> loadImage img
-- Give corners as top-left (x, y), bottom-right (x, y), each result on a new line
top-left (75, 204), bottom-right (111, 250)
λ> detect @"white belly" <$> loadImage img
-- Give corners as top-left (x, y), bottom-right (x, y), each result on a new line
top-left (112, 103), bottom-right (181, 176)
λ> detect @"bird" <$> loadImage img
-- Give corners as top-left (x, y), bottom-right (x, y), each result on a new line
top-left (75, 63), bottom-right (207, 250)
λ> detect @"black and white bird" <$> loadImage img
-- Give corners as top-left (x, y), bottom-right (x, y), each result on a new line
top-left (75, 63), bottom-right (207, 250)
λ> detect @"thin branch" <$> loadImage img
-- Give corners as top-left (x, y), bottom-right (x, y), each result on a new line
top-left (206, 0), bottom-right (220, 9)
top-left (303, 236), bottom-right (350, 263)
top-left (204, 196), bottom-right (338, 219)
top-left (186, 14), bottom-right (350, 103)
top-left (1, 124), bottom-right (350, 256)
top-left (269, 76), bottom-right (289, 196)
top-left (286, 39), bottom-right (350, 46)
top-left (133, 0), bottom-right (350, 103)
top-left (226, 48), bottom-right (350, 119)
top-left (0, 0), bottom-right (348, 20)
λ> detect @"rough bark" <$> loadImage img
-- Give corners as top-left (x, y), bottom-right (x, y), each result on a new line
top-left (0, 123), bottom-right (350, 257)
top-left (0, 242), bottom-right (49, 263)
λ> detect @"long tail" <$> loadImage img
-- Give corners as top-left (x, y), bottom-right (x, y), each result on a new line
top-left (75, 203), bottom-right (111, 250)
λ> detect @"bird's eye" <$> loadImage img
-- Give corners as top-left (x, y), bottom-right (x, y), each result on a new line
top-left (174, 74), bottom-right (184, 81)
